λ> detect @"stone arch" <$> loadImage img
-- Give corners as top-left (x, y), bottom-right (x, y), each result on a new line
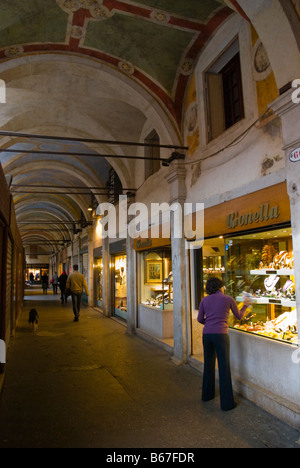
top-left (237, 0), bottom-right (300, 89)
top-left (0, 54), bottom-right (182, 188)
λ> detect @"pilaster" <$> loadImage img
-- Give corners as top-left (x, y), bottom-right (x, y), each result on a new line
top-left (102, 235), bottom-right (111, 317)
top-left (165, 160), bottom-right (189, 363)
top-left (126, 195), bottom-right (137, 335)
top-left (270, 90), bottom-right (300, 344)
top-left (87, 225), bottom-right (94, 307)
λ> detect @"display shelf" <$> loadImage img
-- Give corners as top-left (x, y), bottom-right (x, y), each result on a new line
top-left (236, 295), bottom-right (296, 307)
top-left (250, 269), bottom-right (294, 276)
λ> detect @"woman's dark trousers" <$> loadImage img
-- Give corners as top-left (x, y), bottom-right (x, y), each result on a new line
top-left (202, 334), bottom-right (235, 411)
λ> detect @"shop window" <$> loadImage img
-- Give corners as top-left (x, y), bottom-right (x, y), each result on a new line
top-left (192, 237), bottom-right (225, 357)
top-left (226, 227), bottom-right (297, 344)
top-left (191, 229), bottom-right (298, 357)
top-left (114, 255), bottom-right (127, 319)
top-left (193, 237), bottom-right (226, 308)
top-left (140, 248), bottom-right (173, 310)
top-left (25, 265), bottom-right (49, 284)
top-left (144, 130), bottom-right (160, 180)
top-left (205, 38), bottom-right (244, 141)
top-left (94, 258), bottom-right (103, 308)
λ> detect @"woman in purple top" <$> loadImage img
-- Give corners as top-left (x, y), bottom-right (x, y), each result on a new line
top-left (198, 277), bottom-right (251, 411)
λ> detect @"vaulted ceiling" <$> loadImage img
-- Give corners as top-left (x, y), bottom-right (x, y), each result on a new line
top-left (0, 0), bottom-right (234, 122)
top-left (0, 0), bottom-right (239, 253)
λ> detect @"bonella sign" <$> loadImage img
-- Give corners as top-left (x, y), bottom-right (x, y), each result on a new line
top-left (290, 148), bottom-right (300, 163)
top-left (227, 204), bottom-right (280, 230)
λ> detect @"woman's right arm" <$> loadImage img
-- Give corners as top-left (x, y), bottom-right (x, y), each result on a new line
top-left (230, 296), bottom-right (251, 320)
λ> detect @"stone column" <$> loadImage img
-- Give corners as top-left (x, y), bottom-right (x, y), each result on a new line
top-left (126, 229), bottom-right (137, 335)
top-left (87, 225), bottom-right (94, 307)
top-left (126, 195), bottom-right (137, 335)
top-left (102, 235), bottom-right (111, 317)
top-left (270, 89), bottom-right (300, 343)
top-left (165, 160), bottom-right (188, 363)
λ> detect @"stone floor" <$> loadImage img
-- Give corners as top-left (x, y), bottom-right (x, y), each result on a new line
top-left (0, 288), bottom-right (299, 448)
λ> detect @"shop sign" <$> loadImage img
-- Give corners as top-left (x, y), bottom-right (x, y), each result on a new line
top-left (226, 203), bottom-right (280, 230)
top-left (290, 148), bottom-right (300, 163)
top-left (136, 238), bottom-right (152, 250)
top-left (134, 236), bottom-right (171, 251)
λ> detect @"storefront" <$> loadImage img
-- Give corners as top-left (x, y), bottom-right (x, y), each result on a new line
top-left (191, 182), bottom-right (296, 349)
top-left (110, 240), bottom-right (127, 321)
top-left (25, 264), bottom-right (49, 284)
top-left (190, 182), bottom-right (299, 425)
top-left (93, 247), bottom-right (103, 308)
top-left (0, 164), bottom-right (24, 379)
top-left (135, 238), bottom-right (174, 339)
top-left (226, 226), bottom-right (296, 344)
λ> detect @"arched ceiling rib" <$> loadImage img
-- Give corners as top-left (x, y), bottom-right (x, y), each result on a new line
top-left (0, 136), bottom-right (118, 245)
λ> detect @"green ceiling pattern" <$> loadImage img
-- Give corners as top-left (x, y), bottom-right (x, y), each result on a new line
top-left (132, 0), bottom-right (226, 21)
top-left (85, 13), bottom-right (195, 92)
top-left (0, 0), bottom-right (229, 98)
top-left (0, 0), bottom-right (233, 120)
top-left (0, 0), bottom-right (67, 48)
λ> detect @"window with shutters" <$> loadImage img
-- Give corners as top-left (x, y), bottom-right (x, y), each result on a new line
top-left (205, 39), bottom-right (244, 141)
top-left (144, 130), bottom-right (160, 180)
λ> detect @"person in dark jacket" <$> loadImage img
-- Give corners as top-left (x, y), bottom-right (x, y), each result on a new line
top-left (58, 270), bottom-right (68, 304)
top-left (41, 272), bottom-right (49, 295)
top-left (198, 277), bottom-right (251, 411)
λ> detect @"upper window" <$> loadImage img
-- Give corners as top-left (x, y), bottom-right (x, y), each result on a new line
top-left (144, 130), bottom-right (160, 180)
top-left (205, 39), bottom-right (244, 141)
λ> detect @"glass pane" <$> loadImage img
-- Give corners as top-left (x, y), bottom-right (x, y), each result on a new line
top-left (225, 227), bottom-right (298, 344)
top-left (140, 248), bottom-right (173, 310)
top-left (191, 237), bottom-right (225, 357)
top-left (114, 255), bottom-right (127, 319)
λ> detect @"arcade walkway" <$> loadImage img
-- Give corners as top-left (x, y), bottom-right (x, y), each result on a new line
top-left (0, 288), bottom-right (299, 448)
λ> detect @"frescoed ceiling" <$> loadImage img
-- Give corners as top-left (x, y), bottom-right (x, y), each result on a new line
top-left (0, 0), bottom-right (233, 123)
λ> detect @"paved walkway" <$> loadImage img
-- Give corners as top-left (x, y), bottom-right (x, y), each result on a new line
top-left (0, 288), bottom-right (299, 448)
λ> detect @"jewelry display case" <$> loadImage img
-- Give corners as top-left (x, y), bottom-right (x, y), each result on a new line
top-left (226, 227), bottom-right (298, 344)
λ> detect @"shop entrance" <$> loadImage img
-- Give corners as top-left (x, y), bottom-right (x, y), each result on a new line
top-left (25, 265), bottom-right (49, 285)
top-left (113, 254), bottom-right (127, 320)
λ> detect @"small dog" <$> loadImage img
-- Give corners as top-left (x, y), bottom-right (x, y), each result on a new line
top-left (28, 308), bottom-right (39, 332)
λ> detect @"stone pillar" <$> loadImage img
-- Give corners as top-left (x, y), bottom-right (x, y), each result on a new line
top-left (87, 225), bottom-right (94, 307)
top-left (165, 160), bottom-right (188, 363)
top-left (126, 232), bottom-right (136, 335)
top-left (102, 235), bottom-right (111, 317)
top-left (270, 89), bottom-right (300, 343)
top-left (126, 195), bottom-right (137, 335)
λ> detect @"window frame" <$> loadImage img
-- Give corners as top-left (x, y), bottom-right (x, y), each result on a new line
top-left (144, 129), bottom-right (161, 180)
top-left (195, 15), bottom-right (258, 152)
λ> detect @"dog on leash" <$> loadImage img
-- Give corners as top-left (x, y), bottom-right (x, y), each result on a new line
top-left (28, 308), bottom-right (39, 332)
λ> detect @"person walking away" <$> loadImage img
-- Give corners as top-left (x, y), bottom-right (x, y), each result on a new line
top-left (52, 272), bottom-right (59, 294)
top-left (66, 265), bottom-right (89, 322)
top-left (41, 272), bottom-right (49, 295)
top-left (58, 270), bottom-right (68, 304)
top-left (29, 272), bottom-right (34, 285)
top-left (198, 277), bottom-right (251, 411)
